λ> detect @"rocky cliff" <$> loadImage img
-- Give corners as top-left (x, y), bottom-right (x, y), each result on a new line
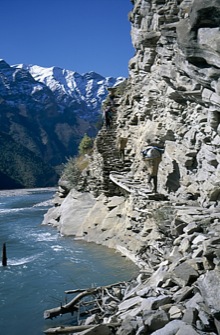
top-left (43, 1), bottom-right (220, 334)
top-left (86, 0), bottom-right (220, 206)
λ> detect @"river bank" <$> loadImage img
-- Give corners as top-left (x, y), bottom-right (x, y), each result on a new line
top-left (0, 188), bottom-right (138, 335)
top-left (42, 187), bottom-right (147, 267)
top-left (42, 185), bottom-right (220, 335)
top-left (42, 0), bottom-right (220, 331)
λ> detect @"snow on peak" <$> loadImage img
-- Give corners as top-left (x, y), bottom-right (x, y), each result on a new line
top-left (9, 62), bottom-right (125, 120)
top-left (16, 64), bottom-right (125, 108)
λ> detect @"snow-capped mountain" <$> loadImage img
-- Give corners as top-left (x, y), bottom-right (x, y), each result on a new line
top-left (0, 59), bottom-right (125, 188)
top-left (13, 64), bottom-right (125, 120)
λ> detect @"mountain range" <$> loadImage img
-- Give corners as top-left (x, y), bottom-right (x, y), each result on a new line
top-left (0, 59), bottom-right (124, 189)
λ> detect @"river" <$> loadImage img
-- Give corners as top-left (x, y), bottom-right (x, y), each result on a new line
top-left (0, 188), bottom-right (138, 335)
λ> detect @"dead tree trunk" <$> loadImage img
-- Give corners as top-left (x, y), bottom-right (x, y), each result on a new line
top-left (44, 323), bottom-right (120, 334)
top-left (44, 288), bottom-right (98, 319)
top-left (44, 281), bottom-right (126, 319)
top-left (44, 325), bottom-right (95, 334)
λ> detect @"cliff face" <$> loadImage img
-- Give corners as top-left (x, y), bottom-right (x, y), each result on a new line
top-left (45, 0), bottom-right (220, 268)
top-left (44, 1), bottom-right (220, 333)
top-left (86, 0), bottom-right (220, 207)
top-left (48, 0), bottom-right (220, 263)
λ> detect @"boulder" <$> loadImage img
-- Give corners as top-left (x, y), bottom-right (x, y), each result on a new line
top-left (197, 270), bottom-right (220, 315)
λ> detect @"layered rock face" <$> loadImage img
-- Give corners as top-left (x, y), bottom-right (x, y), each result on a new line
top-left (44, 1), bottom-right (220, 334)
top-left (87, 0), bottom-right (220, 206)
top-left (129, 0), bottom-right (220, 205)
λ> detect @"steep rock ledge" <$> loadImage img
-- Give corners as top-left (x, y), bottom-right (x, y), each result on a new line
top-left (43, 0), bottom-right (220, 334)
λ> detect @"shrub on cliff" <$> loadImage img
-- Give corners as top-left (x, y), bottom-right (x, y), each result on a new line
top-left (61, 134), bottom-right (93, 188)
top-left (61, 155), bottom-right (90, 188)
top-left (78, 133), bottom-right (93, 155)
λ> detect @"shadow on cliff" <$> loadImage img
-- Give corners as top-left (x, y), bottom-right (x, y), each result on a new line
top-left (166, 160), bottom-right (180, 193)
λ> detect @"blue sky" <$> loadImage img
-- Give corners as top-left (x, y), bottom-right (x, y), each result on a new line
top-left (1, 0), bottom-right (134, 78)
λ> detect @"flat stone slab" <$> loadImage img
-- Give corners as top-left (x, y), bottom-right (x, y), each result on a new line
top-left (197, 270), bottom-right (220, 314)
top-left (171, 262), bottom-right (199, 287)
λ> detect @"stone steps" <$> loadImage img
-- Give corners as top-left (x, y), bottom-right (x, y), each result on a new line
top-left (88, 108), bottom-right (134, 196)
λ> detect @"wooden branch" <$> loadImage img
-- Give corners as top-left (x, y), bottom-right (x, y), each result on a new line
top-left (104, 288), bottom-right (120, 302)
top-left (44, 325), bottom-right (95, 334)
top-left (80, 300), bottom-right (97, 306)
top-left (64, 288), bottom-right (87, 294)
top-left (44, 289), bottom-right (97, 319)
top-left (80, 307), bottom-right (100, 317)
top-left (95, 296), bottom-right (105, 313)
top-left (44, 282), bottom-right (126, 320)
top-left (44, 323), bottom-right (120, 334)
top-left (64, 281), bottom-right (125, 295)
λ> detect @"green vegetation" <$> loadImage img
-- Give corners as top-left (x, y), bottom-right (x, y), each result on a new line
top-left (61, 155), bottom-right (90, 188)
top-left (61, 134), bottom-right (94, 188)
top-left (61, 157), bottom-right (81, 187)
top-left (0, 132), bottom-right (58, 189)
top-left (78, 133), bottom-right (94, 155)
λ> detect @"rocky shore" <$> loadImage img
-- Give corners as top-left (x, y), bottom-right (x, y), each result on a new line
top-left (42, 0), bottom-right (220, 334)
top-left (42, 182), bottom-right (220, 335)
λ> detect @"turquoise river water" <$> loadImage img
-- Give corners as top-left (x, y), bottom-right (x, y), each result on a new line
top-left (0, 188), bottom-right (138, 335)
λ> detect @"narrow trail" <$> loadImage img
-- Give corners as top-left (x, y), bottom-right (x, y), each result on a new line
top-left (91, 101), bottom-right (168, 200)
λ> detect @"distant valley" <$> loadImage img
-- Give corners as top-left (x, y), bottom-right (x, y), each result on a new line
top-left (0, 59), bottom-right (124, 189)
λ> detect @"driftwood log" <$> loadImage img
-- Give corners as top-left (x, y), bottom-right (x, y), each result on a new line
top-left (44, 325), bottom-right (94, 334)
top-left (44, 282), bottom-right (126, 320)
top-left (44, 323), bottom-right (120, 334)
top-left (44, 289), bottom-right (95, 319)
